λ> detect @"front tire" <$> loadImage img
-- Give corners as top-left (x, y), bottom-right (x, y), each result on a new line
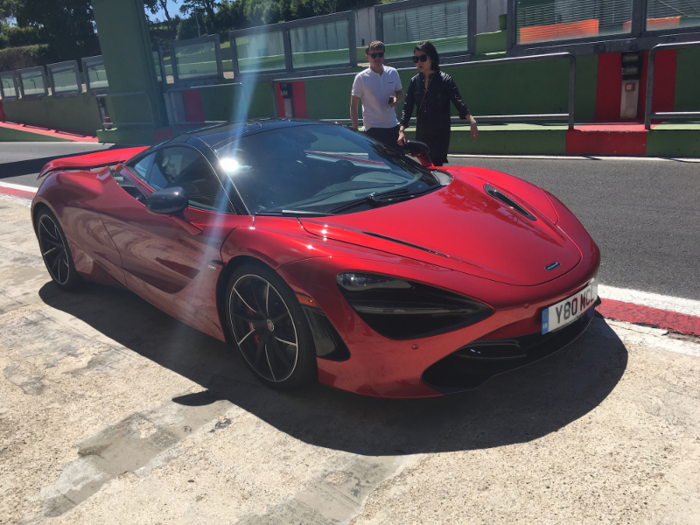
top-left (36, 208), bottom-right (82, 291)
top-left (226, 263), bottom-right (317, 390)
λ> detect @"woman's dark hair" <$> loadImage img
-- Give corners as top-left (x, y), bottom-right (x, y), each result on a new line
top-left (414, 41), bottom-right (440, 72)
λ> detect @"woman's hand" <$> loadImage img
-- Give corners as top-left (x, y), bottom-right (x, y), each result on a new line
top-left (470, 121), bottom-right (478, 141)
top-left (397, 129), bottom-right (407, 146)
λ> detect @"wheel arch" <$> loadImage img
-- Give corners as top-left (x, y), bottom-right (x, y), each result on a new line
top-left (31, 201), bottom-right (52, 233)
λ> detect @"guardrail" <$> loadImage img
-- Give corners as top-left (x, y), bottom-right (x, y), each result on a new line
top-left (96, 91), bottom-right (155, 130)
top-left (306, 52), bottom-right (577, 130)
top-left (645, 41), bottom-right (700, 130)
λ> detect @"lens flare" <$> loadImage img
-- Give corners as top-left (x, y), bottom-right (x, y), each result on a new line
top-left (220, 157), bottom-right (240, 174)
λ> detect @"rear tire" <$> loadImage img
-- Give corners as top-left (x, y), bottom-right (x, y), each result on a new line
top-left (36, 208), bottom-right (82, 291)
top-left (226, 263), bottom-right (317, 390)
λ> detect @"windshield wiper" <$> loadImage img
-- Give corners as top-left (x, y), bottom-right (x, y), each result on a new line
top-left (255, 210), bottom-right (333, 217)
top-left (329, 185), bottom-right (441, 214)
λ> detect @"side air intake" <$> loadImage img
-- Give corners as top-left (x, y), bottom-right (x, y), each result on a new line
top-left (484, 184), bottom-right (536, 221)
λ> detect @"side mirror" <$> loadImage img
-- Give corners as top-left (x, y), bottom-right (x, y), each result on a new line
top-left (147, 186), bottom-right (189, 215)
top-left (404, 140), bottom-right (432, 167)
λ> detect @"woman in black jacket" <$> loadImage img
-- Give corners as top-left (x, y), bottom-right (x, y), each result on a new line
top-left (398, 41), bottom-right (477, 166)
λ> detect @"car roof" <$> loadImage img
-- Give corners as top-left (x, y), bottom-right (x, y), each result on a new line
top-left (184, 118), bottom-right (326, 149)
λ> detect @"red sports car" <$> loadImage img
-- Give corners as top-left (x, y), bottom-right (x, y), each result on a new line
top-left (32, 119), bottom-right (600, 398)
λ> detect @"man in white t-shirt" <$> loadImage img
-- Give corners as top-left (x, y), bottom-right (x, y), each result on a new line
top-left (350, 41), bottom-right (404, 147)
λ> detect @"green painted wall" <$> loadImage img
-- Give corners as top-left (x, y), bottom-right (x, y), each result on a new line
top-left (304, 76), bottom-right (355, 120)
top-left (574, 54), bottom-right (598, 123)
top-left (448, 57), bottom-right (570, 116)
top-left (303, 55), bottom-right (598, 125)
top-left (475, 30), bottom-right (507, 54)
top-left (2, 93), bottom-right (102, 135)
top-left (646, 127), bottom-right (700, 157)
top-left (103, 92), bottom-right (156, 128)
top-left (448, 126), bottom-right (567, 155)
top-left (401, 124), bottom-right (567, 155)
top-left (171, 81), bottom-right (275, 122)
top-left (246, 82), bottom-right (276, 118)
top-left (674, 48), bottom-right (700, 112)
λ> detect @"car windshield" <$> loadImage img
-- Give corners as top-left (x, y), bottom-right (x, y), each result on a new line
top-left (213, 124), bottom-right (441, 215)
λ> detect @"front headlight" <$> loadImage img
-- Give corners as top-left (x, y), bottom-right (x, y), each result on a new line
top-left (336, 272), bottom-right (493, 340)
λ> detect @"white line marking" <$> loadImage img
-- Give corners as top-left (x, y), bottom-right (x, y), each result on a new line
top-left (0, 140), bottom-right (111, 145)
top-left (598, 284), bottom-right (700, 317)
top-left (0, 181), bottom-right (38, 194)
top-left (589, 318), bottom-right (700, 358)
top-left (0, 193), bottom-right (32, 207)
top-left (449, 154), bottom-right (589, 160)
top-left (448, 154), bottom-right (700, 162)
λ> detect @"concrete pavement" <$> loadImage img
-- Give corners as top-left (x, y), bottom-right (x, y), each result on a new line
top-left (1, 191), bottom-right (700, 524)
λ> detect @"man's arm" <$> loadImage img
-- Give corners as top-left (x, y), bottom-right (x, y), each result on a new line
top-left (389, 89), bottom-right (404, 108)
top-left (350, 95), bottom-right (361, 130)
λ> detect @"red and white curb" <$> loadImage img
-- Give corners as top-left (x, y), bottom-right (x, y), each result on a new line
top-left (598, 285), bottom-right (700, 338)
top-left (0, 181), bottom-right (38, 200)
top-left (0, 181), bottom-right (698, 342)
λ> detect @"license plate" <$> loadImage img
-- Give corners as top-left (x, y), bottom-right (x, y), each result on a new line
top-left (541, 281), bottom-right (598, 334)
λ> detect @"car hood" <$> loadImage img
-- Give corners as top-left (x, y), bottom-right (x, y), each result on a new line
top-left (300, 175), bottom-right (582, 286)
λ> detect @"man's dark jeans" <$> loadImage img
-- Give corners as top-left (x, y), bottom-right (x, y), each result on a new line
top-left (365, 125), bottom-right (400, 149)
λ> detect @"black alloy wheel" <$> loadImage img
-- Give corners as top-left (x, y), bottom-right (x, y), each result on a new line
top-left (36, 209), bottom-right (81, 291)
top-left (226, 264), bottom-right (317, 390)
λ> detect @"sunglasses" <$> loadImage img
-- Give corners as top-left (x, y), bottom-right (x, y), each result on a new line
top-left (369, 52), bottom-right (384, 59)
top-left (412, 54), bottom-right (429, 64)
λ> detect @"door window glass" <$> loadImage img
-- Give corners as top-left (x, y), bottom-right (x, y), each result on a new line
top-left (149, 147), bottom-right (231, 212)
top-left (130, 154), bottom-right (154, 180)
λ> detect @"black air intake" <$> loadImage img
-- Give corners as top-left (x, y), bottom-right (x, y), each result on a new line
top-left (484, 184), bottom-right (536, 221)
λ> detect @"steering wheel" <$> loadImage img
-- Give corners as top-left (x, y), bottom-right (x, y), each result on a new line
top-left (333, 159), bottom-right (356, 180)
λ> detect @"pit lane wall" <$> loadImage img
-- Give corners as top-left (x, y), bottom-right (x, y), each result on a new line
top-left (1, 48), bottom-right (699, 156)
top-left (1, 93), bottom-right (102, 137)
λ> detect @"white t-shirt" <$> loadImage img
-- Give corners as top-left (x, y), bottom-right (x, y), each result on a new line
top-left (351, 66), bottom-right (402, 130)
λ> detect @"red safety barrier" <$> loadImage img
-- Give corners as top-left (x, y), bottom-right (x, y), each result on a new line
top-left (520, 19), bottom-right (599, 44)
top-left (623, 16), bottom-right (680, 32)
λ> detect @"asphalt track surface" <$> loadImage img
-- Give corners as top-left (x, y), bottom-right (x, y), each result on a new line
top-left (2, 142), bottom-right (699, 301)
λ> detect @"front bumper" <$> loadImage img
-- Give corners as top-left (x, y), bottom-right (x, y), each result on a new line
top-left (280, 252), bottom-right (600, 398)
top-left (422, 300), bottom-right (599, 393)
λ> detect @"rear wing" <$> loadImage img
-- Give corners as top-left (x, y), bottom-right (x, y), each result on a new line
top-left (38, 146), bottom-right (149, 179)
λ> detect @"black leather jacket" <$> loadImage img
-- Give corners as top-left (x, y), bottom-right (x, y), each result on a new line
top-left (400, 70), bottom-right (470, 134)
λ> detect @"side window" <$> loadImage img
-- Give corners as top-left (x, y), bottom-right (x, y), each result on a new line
top-left (148, 147), bottom-right (231, 212)
top-left (127, 153), bottom-right (154, 181)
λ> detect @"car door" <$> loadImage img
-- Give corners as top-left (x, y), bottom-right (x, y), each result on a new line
top-left (99, 144), bottom-right (253, 340)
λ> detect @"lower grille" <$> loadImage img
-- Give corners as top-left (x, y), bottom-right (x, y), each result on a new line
top-left (422, 304), bottom-right (597, 393)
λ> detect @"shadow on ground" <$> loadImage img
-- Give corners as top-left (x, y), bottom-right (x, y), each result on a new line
top-left (40, 281), bottom-right (628, 456)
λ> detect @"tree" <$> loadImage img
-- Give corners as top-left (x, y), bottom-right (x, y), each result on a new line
top-left (1, 0), bottom-right (99, 59)
top-left (180, 0), bottom-right (220, 31)
top-left (243, 0), bottom-right (280, 26)
top-left (144, 0), bottom-right (176, 23)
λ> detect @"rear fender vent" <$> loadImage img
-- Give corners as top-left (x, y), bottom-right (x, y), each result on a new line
top-left (484, 184), bottom-right (536, 221)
